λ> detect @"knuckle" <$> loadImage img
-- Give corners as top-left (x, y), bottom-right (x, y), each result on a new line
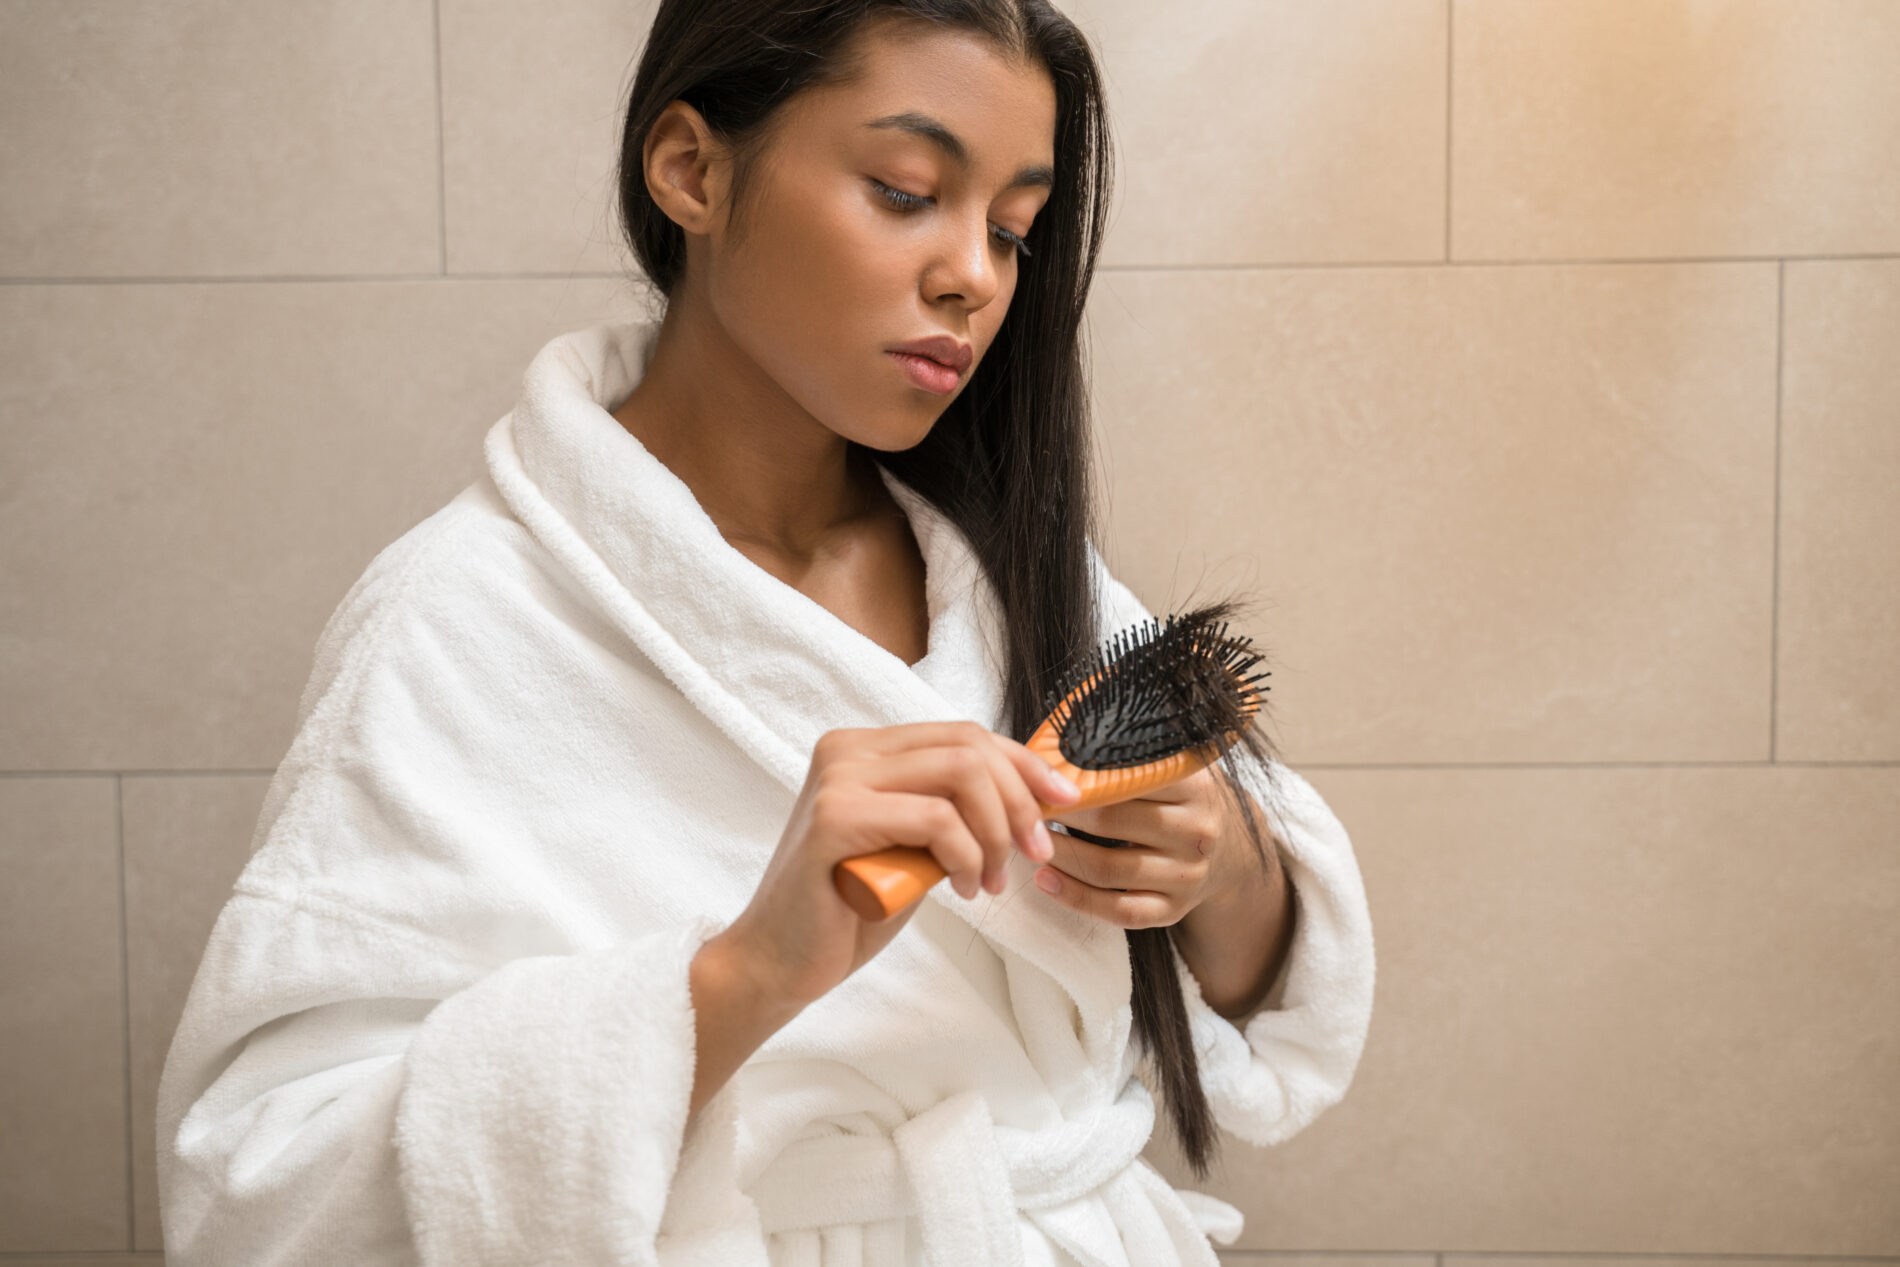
top-left (808, 786), bottom-right (850, 830)
top-left (945, 839), bottom-right (983, 889)
top-left (960, 837), bottom-right (987, 873)
top-left (929, 798), bottom-right (961, 830)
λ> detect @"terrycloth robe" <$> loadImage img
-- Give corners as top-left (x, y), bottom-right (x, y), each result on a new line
top-left (155, 316), bottom-right (1377, 1266)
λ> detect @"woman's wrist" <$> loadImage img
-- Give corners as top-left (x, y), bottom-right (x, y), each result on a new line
top-left (699, 918), bottom-right (813, 1024)
top-left (686, 923), bottom-right (811, 1122)
top-left (1174, 836), bottom-right (1295, 1020)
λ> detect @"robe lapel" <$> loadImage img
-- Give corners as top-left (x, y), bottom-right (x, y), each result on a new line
top-left (484, 317), bottom-right (1130, 1047)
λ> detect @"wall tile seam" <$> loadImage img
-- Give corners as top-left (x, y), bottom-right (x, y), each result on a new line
top-left (1284, 761), bottom-right (1900, 770)
top-left (1105, 255), bottom-right (1889, 270)
top-left (1769, 259), bottom-right (1784, 765)
top-left (113, 771), bottom-right (134, 1251)
top-left (1, 253), bottom-right (1898, 287)
top-left (431, 0), bottom-right (447, 278)
top-left (1210, 1255), bottom-right (1900, 1262)
top-left (1444, 0), bottom-right (1454, 265)
top-left (0, 771), bottom-right (277, 778)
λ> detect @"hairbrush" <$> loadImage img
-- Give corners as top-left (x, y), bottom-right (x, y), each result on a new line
top-left (832, 604), bottom-right (1272, 921)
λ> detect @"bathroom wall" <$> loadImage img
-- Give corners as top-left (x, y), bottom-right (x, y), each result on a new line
top-left (1, 0), bottom-right (1894, 1259)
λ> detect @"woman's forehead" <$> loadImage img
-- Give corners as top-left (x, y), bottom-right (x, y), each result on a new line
top-left (798, 25), bottom-right (1057, 165)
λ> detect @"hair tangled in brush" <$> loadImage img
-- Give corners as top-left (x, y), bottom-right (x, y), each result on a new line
top-left (1044, 600), bottom-right (1273, 771)
top-left (1045, 595), bottom-right (1291, 1176)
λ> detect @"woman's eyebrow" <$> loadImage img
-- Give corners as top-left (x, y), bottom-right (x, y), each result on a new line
top-left (863, 111), bottom-right (1055, 190)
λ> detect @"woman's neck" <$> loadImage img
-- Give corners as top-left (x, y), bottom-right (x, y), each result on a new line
top-left (609, 302), bottom-right (886, 561)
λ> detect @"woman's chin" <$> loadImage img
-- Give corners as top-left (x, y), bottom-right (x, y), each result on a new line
top-left (848, 415), bottom-right (945, 453)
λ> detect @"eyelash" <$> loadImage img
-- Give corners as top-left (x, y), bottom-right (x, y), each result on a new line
top-left (870, 179), bottom-right (1033, 259)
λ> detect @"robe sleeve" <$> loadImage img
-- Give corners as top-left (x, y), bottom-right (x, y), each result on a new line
top-left (1086, 544), bottom-right (1377, 1147)
top-left (153, 501), bottom-right (756, 1265)
top-left (157, 889), bottom-right (723, 1265)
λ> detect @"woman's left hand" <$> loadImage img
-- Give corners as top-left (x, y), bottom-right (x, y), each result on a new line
top-left (1033, 766), bottom-right (1243, 929)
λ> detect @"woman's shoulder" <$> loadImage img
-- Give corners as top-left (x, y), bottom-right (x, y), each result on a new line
top-left (296, 479), bottom-right (499, 714)
top-left (290, 473), bottom-right (636, 744)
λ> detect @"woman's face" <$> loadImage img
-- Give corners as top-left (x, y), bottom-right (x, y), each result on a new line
top-left (690, 20), bottom-right (1059, 452)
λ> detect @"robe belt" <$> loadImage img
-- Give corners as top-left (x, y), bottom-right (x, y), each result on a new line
top-left (749, 1089), bottom-right (1170, 1265)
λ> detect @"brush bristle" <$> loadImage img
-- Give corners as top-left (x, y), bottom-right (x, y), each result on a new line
top-left (1041, 606), bottom-right (1271, 771)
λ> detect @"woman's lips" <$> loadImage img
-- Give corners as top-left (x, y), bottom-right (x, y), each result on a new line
top-left (888, 350), bottom-right (961, 396)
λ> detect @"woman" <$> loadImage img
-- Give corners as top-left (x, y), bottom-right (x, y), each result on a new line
top-left (155, 1), bottom-right (1376, 1263)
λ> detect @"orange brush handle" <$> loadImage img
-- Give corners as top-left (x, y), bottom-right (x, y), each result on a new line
top-left (831, 713), bottom-right (1233, 923)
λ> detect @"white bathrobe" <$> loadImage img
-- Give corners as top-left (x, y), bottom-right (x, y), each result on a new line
top-left (155, 316), bottom-right (1376, 1267)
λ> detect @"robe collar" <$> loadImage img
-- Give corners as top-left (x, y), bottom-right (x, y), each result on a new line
top-left (482, 316), bottom-right (1129, 1042)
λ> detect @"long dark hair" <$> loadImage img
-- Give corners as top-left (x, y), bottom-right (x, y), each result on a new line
top-left (614, 0), bottom-right (1287, 1180)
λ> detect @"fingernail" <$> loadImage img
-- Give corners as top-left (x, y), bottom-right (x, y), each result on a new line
top-left (1047, 769), bottom-right (1080, 801)
top-left (1032, 821), bottom-right (1054, 862)
top-left (1034, 868), bottom-right (1061, 895)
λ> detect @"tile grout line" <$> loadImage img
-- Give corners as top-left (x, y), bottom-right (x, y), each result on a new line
top-left (1209, 1255), bottom-right (1900, 1262)
top-left (1444, 0), bottom-right (1454, 263)
top-left (1437, 1257), bottom-right (1900, 1263)
top-left (432, 0), bottom-right (447, 276)
top-left (2, 254), bottom-right (1898, 287)
top-left (0, 1250), bottom-right (1888, 1262)
top-left (1267, 759), bottom-right (1900, 770)
top-left (0, 1256), bottom-right (168, 1263)
top-left (115, 772), bottom-right (134, 1250)
top-left (1, 769), bottom-right (278, 779)
top-left (1095, 253), bottom-right (1900, 270)
top-left (1770, 259), bottom-right (1784, 764)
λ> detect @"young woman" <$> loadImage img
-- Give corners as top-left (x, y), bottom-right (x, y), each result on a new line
top-left (156, 2), bottom-right (1375, 1264)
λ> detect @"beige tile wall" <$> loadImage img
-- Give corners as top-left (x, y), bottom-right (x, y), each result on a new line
top-left (0, 0), bottom-right (1893, 1259)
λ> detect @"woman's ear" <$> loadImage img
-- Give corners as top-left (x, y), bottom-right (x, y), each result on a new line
top-left (643, 99), bottom-right (730, 237)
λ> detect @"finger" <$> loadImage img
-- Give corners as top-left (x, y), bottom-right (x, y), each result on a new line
top-left (831, 787), bottom-right (989, 901)
top-left (1049, 799), bottom-right (1201, 859)
top-left (1043, 833), bottom-right (1200, 895)
top-left (1056, 797), bottom-right (1216, 858)
top-left (1031, 864), bottom-right (1181, 930)
top-left (893, 720), bottom-right (1079, 819)
top-left (816, 724), bottom-right (1078, 813)
top-left (969, 730), bottom-right (1076, 865)
top-left (849, 744), bottom-right (1017, 895)
top-left (814, 721), bottom-right (1011, 776)
top-left (956, 734), bottom-right (1062, 886)
top-left (985, 729), bottom-right (1083, 810)
top-left (863, 721), bottom-right (1074, 872)
top-left (1131, 765), bottom-right (1221, 806)
top-left (1048, 801), bottom-right (1147, 850)
top-left (845, 719), bottom-right (1021, 759)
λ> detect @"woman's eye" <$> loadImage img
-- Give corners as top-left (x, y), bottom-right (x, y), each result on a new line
top-left (870, 179), bottom-right (1032, 261)
top-left (992, 225), bottom-right (1033, 260)
top-left (871, 178), bottom-right (931, 212)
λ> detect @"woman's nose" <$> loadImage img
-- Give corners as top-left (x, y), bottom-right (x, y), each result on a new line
top-left (926, 214), bottom-right (1001, 309)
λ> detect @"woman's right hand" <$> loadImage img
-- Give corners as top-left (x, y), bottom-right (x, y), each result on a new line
top-left (719, 720), bottom-right (1082, 1011)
